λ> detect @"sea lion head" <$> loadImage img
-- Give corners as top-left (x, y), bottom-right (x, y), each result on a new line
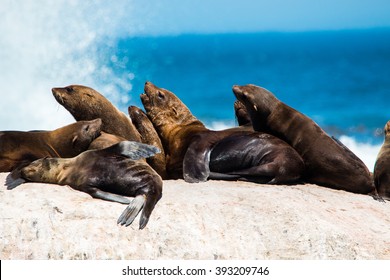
top-left (140, 81), bottom-right (199, 129)
top-left (52, 85), bottom-right (107, 120)
top-left (65, 119), bottom-right (103, 155)
top-left (232, 84), bottom-right (279, 131)
top-left (21, 157), bottom-right (61, 183)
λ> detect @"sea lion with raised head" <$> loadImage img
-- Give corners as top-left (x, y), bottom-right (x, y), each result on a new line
top-left (128, 106), bottom-right (167, 179)
top-left (0, 119), bottom-right (102, 173)
top-left (374, 120), bottom-right (390, 200)
top-left (8, 141), bottom-right (163, 229)
top-left (233, 84), bottom-right (376, 195)
top-left (141, 81), bottom-right (304, 184)
top-left (52, 85), bottom-right (141, 142)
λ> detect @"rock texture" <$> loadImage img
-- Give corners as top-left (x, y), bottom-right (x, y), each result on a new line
top-left (0, 172), bottom-right (389, 260)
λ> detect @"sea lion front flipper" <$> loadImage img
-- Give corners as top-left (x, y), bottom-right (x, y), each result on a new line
top-left (117, 195), bottom-right (146, 228)
top-left (183, 138), bottom-right (211, 183)
top-left (99, 141), bottom-right (160, 160)
top-left (87, 187), bottom-right (131, 204)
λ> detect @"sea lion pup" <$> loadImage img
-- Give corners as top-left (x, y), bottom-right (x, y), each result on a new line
top-left (233, 84), bottom-right (376, 195)
top-left (128, 106), bottom-right (168, 179)
top-left (16, 141), bottom-right (163, 229)
top-left (374, 121), bottom-right (390, 200)
top-left (141, 81), bottom-right (304, 184)
top-left (0, 119), bottom-right (102, 173)
top-left (52, 85), bottom-right (141, 142)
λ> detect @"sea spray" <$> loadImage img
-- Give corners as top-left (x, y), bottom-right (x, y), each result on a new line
top-left (0, 0), bottom-right (138, 130)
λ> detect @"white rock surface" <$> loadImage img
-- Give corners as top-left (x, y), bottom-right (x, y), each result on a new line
top-left (1, 172), bottom-right (389, 260)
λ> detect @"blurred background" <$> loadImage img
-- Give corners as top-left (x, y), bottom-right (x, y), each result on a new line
top-left (1, 0), bottom-right (389, 170)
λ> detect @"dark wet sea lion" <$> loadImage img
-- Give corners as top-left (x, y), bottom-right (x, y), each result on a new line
top-left (12, 141), bottom-right (163, 229)
top-left (374, 121), bottom-right (390, 200)
top-left (128, 106), bottom-right (168, 179)
top-left (233, 84), bottom-right (376, 195)
top-left (0, 119), bottom-right (102, 173)
top-left (52, 85), bottom-right (141, 142)
top-left (141, 82), bottom-right (304, 184)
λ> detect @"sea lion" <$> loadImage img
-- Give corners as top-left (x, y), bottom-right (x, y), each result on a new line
top-left (0, 119), bottom-right (102, 173)
top-left (10, 141), bottom-right (163, 229)
top-left (128, 106), bottom-right (168, 179)
top-left (141, 81), bottom-right (304, 184)
top-left (233, 84), bottom-right (376, 195)
top-left (52, 85), bottom-right (141, 142)
top-left (374, 121), bottom-right (390, 200)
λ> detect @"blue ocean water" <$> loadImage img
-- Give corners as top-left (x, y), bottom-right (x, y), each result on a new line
top-left (106, 29), bottom-right (390, 146)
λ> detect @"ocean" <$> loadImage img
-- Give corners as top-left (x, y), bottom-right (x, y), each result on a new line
top-left (107, 30), bottom-right (390, 170)
top-left (1, 5), bottom-right (390, 172)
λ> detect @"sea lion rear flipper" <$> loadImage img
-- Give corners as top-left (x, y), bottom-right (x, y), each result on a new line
top-left (117, 195), bottom-right (146, 228)
top-left (87, 187), bottom-right (131, 204)
top-left (5, 175), bottom-right (26, 190)
top-left (183, 139), bottom-right (211, 183)
top-left (5, 163), bottom-right (30, 190)
top-left (99, 141), bottom-right (160, 160)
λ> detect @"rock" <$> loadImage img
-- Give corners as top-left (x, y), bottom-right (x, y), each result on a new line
top-left (0, 172), bottom-right (389, 259)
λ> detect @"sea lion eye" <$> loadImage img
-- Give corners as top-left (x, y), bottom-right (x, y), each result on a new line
top-left (65, 87), bottom-right (73, 93)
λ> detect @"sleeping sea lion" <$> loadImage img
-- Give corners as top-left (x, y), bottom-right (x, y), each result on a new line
top-left (233, 84), bottom-right (376, 195)
top-left (0, 119), bottom-right (102, 173)
top-left (9, 141), bottom-right (163, 229)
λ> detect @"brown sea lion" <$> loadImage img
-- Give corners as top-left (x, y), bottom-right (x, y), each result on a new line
top-left (128, 106), bottom-right (168, 179)
top-left (8, 141), bottom-right (163, 229)
top-left (374, 121), bottom-right (390, 200)
top-left (141, 82), bottom-right (304, 184)
top-left (233, 84), bottom-right (376, 195)
top-left (0, 119), bottom-right (102, 173)
top-left (52, 85), bottom-right (141, 142)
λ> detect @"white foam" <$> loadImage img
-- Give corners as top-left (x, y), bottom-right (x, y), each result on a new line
top-left (0, 0), bottom-right (137, 130)
top-left (338, 135), bottom-right (382, 172)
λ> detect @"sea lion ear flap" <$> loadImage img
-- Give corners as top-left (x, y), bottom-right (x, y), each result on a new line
top-left (172, 107), bottom-right (178, 116)
top-left (72, 135), bottom-right (78, 148)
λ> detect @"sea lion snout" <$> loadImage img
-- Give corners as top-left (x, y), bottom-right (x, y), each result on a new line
top-left (232, 85), bottom-right (242, 94)
top-left (384, 121), bottom-right (390, 135)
